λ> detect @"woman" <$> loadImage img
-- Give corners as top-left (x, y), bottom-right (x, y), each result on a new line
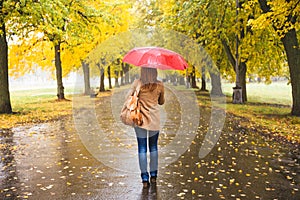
top-left (128, 67), bottom-right (165, 188)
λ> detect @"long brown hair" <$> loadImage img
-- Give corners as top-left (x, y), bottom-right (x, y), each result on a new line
top-left (140, 67), bottom-right (158, 91)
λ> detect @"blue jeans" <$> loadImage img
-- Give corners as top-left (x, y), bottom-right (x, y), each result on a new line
top-left (134, 127), bottom-right (159, 182)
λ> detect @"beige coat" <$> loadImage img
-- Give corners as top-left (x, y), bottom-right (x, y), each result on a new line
top-left (127, 79), bottom-right (165, 131)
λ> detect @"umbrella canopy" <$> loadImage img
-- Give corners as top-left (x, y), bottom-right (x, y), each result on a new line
top-left (122, 47), bottom-right (188, 70)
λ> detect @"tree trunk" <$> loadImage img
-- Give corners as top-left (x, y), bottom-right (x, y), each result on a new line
top-left (99, 67), bottom-right (105, 92)
top-left (210, 71), bottom-right (224, 96)
top-left (222, 39), bottom-right (246, 102)
top-left (82, 61), bottom-right (90, 95)
top-left (239, 62), bottom-right (247, 102)
top-left (114, 70), bottom-right (120, 88)
top-left (122, 62), bottom-right (130, 84)
top-left (0, 22), bottom-right (12, 114)
top-left (200, 66), bottom-right (207, 91)
top-left (120, 70), bottom-right (124, 86)
top-left (171, 74), bottom-right (177, 86)
top-left (54, 43), bottom-right (65, 100)
top-left (186, 75), bottom-right (190, 88)
top-left (258, 0), bottom-right (300, 116)
top-left (281, 29), bottom-right (300, 116)
top-left (190, 66), bottom-right (198, 88)
top-left (107, 65), bottom-right (112, 89)
top-left (179, 76), bottom-right (185, 85)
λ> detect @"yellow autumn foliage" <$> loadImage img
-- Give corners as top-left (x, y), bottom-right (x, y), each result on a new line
top-left (8, 0), bottom-right (134, 79)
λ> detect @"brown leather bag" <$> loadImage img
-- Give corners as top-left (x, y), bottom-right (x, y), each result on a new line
top-left (120, 81), bottom-right (143, 126)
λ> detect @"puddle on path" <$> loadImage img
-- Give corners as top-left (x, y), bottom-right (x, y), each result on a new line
top-left (0, 88), bottom-right (299, 200)
top-left (0, 121), bottom-right (144, 200)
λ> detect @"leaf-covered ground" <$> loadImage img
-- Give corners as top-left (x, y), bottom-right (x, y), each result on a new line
top-left (0, 86), bottom-right (299, 199)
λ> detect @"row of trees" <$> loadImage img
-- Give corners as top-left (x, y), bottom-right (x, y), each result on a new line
top-left (134, 0), bottom-right (299, 115)
top-left (0, 0), bottom-right (299, 116)
top-left (0, 0), bottom-right (133, 113)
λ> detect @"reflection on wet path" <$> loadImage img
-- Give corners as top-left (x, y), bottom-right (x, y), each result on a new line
top-left (1, 120), bottom-right (147, 199)
top-left (0, 129), bottom-right (19, 199)
top-left (0, 87), bottom-right (299, 199)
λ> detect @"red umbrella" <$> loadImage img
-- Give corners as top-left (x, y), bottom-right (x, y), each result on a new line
top-left (122, 47), bottom-right (188, 70)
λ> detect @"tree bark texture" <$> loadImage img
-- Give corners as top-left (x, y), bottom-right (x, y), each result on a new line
top-left (0, 22), bottom-right (12, 113)
top-left (99, 67), bottom-right (105, 92)
top-left (190, 66), bottom-right (198, 88)
top-left (209, 71), bottom-right (224, 96)
top-left (107, 65), bottom-right (112, 89)
top-left (82, 61), bottom-right (91, 95)
top-left (54, 43), bottom-right (65, 99)
top-left (210, 60), bottom-right (224, 96)
top-left (281, 30), bottom-right (300, 116)
top-left (120, 71), bottom-right (124, 85)
top-left (122, 63), bottom-right (130, 84)
top-left (200, 66), bottom-right (207, 91)
top-left (239, 62), bottom-right (247, 102)
top-left (114, 71), bottom-right (119, 88)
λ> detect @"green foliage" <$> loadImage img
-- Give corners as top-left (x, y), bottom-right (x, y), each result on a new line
top-left (135, 0), bottom-right (295, 84)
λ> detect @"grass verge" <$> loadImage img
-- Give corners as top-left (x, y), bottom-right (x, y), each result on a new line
top-left (1, 86), bottom-right (299, 145)
top-left (196, 90), bottom-right (300, 144)
top-left (0, 94), bottom-right (73, 129)
top-left (0, 88), bottom-right (113, 129)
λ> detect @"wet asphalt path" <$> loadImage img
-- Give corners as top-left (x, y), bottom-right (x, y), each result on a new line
top-left (0, 86), bottom-right (299, 200)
